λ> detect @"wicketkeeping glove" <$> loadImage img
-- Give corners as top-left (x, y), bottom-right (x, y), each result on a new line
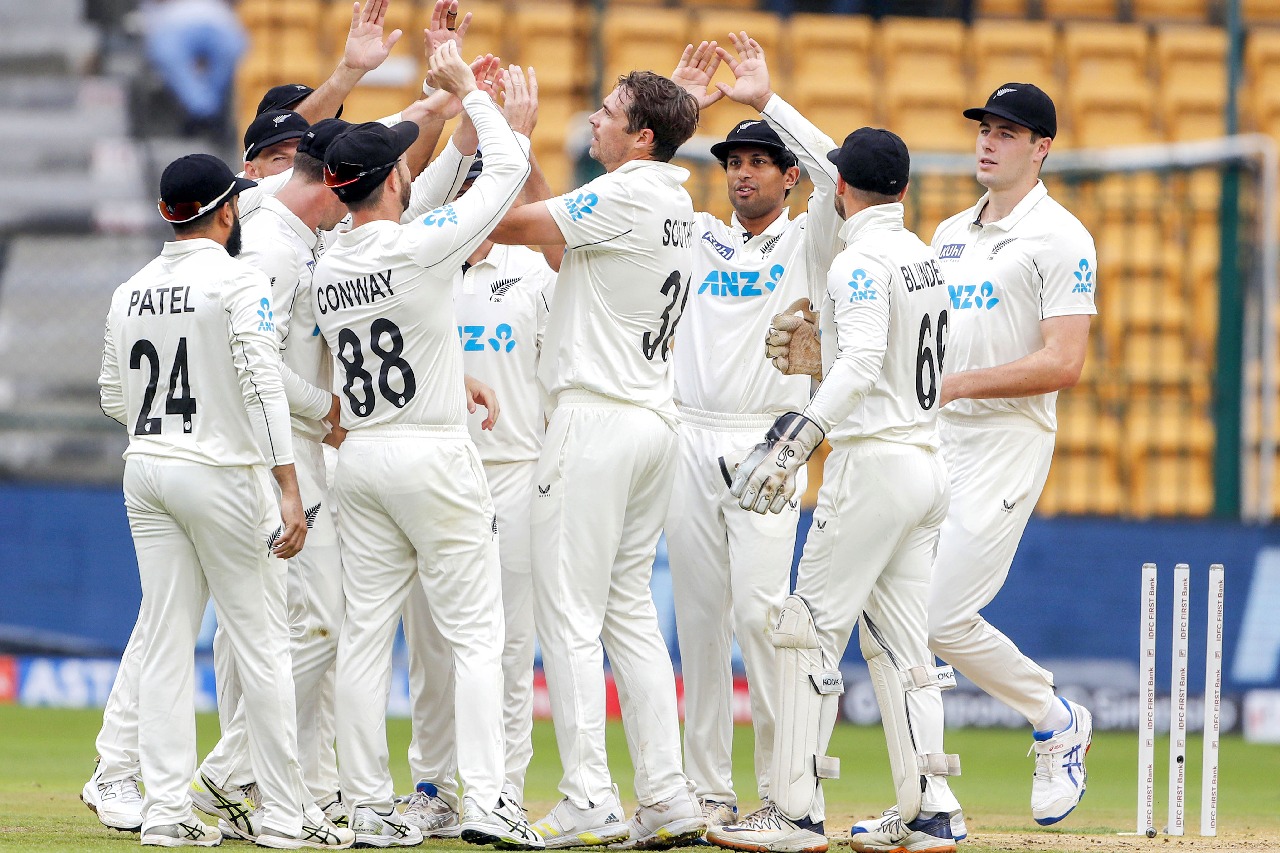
top-left (766, 298), bottom-right (822, 379)
top-left (727, 412), bottom-right (825, 514)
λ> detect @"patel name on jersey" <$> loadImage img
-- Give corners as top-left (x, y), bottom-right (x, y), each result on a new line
top-left (316, 269), bottom-right (395, 315)
top-left (127, 286), bottom-right (197, 316)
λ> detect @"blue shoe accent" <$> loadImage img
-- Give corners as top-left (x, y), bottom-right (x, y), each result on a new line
top-left (416, 781), bottom-right (439, 797)
top-left (906, 812), bottom-right (953, 841)
top-left (1033, 785), bottom-right (1087, 826)
top-left (795, 817), bottom-right (824, 834)
top-left (1032, 698), bottom-right (1075, 741)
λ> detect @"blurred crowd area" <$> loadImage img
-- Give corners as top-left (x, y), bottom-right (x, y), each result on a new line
top-left (0, 0), bottom-right (1277, 520)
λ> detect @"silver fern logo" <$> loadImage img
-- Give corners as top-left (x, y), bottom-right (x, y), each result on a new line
top-left (266, 502), bottom-right (322, 552)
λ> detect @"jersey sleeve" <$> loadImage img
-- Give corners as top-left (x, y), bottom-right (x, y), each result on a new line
top-left (222, 266), bottom-right (295, 467)
top-left (545, 172), bottom-right (636, 251)
top-left (761, 94), bottom-right (843, 298)
top-left (402, 136), bottom-right (477, 223)
top-left (533, 263), bottom-right (557, 353)
top-left (801, 252), bottom-right (893, 433)
top-left (402, 92), bottom-right (531, 272)
top-left (98, 310), bottom-right (126, 425)
top-left (1037, 223), bottom-right (1098, 319)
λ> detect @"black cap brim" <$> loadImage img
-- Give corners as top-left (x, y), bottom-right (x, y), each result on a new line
top-left (245, 129), bottom-right (306, 162)
top-left (710, 138), bottom-right (791, 162)
top-left (231, 175), bottom-right (258, 195)
top-left (963, 106), bottom-right (1051, 138)
top-left (386, 120), bottom-right (420, 159)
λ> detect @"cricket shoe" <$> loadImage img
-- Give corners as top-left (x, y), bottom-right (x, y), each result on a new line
top-left (609, 786), bottom-right (706, 850)
top-left (851, 809), bottom-right (966, 843)
top-left (400, 782), bottom-right (461, 837)
top-left (141, 816), bottom-right (223, 847)
top-left (705, 802), bottom-right (826, 853)
top-left (461, 794), bottom-right (545, 848)
top-left (847, 811), bottom-right (954, 853)
top-left (693, 801), bottom-right (738, 846)
top-left (321, 793), bottom-right (351, 829)
top-left (81, 760), bottom-right (144, 832)
top-left (531, 785), bottom-right (629, 848)
top-left (256, 816), bottom-right (356, 849)
top-left (191, 774), bottom-right (261, 840)
top-left (1029, 699), bottom-right (1092, 825)
top-left (349, 805), bottom-right (423, 848)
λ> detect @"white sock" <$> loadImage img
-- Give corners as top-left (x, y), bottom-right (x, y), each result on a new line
top-left (1034, 697), bottom-right (1072, 734)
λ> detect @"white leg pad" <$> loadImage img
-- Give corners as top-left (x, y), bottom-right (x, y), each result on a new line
top-left (769, 595), bottom-right (843, 822)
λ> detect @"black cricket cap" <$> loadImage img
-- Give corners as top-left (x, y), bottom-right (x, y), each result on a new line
top-left (244, 110), bottom-right (308, 161)
top-left (964, 83), bottom-right (1057, 139)
top-left (298, 118), bottom-right (351, 161)
top-left (323, 121), bottom-right (420, 202)
top-left (827, 127), bottom-right (910, 196)
top-left (158, 153), bottom-right (256, 224)
top-left (256, 83), bottom-right (344, 118)
top-left (710, 119), bottom-right (793, 164)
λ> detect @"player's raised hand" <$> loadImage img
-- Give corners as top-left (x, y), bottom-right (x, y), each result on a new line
top-left (767, 298), bottom-right (822, 378)
top-left (465, 374), bottom-right (500, 430)
top-left (500, 65), bottom-right (538, 137)
top-left (425, 0), bottom-right (472, 57)
top-left (714, 32), bottom-right (773, 113)
top-left (727, 412), bottom-right (823, 514)
top-left (672, 41), bottom-right (724, 111)
top-left (427, 40), bottom-right (479, 99)
top-left (343, 0), bottom-right (402, 72)
top-left (408, 54), bottom-right (496, 121)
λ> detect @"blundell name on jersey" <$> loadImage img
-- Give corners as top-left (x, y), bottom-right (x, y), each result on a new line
top-left (316, 269), bottom-right (395, 315)
top-left (901, 258), bottom-right (944, 293)
top-left (127, 286), bottom-right (197, 316)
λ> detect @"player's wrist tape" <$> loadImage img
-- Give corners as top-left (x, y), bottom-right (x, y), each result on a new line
top-left (423, 78), bottom-right (438, 96)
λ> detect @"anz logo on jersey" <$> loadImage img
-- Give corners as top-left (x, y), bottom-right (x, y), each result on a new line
top-left (256, 298), bottom-right (275, 332)
top-left (458, 323), bottom-right (517, 352)
top-left (697, 264), bottom-right (785, 298)
top-left (1071, 258), bottom-right (1094, 294)
top-left (948, 281), bottom-right (1001, 311)
top-left (564, 191), bottom-right (598, 221)
top-left (423, 204), bottom-right (459, 227)
top-left (846, 269), bottom-right (877, 302)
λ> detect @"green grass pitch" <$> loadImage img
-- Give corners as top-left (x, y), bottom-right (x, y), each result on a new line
top-left (1, 704), bottom-right (1277, 851)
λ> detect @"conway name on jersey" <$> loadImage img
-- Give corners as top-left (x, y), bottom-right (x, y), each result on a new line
top-left (99, 239), bottom-right (294, 468)
top-left (807, 203), bottom-right (951, 446)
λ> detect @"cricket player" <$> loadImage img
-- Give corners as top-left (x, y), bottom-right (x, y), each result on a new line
top-left (485, 71), bottom-right (705, 849)
top-left (312, 41), bottom-right (536, 848)
top-left (187, 118), bottom-right (352, 840)
top-left (98, 152), bottom-right (352, 849)
top-left (398, 85), bottom-right (559, 834)
top-left (243, 110), bottom-right (310, 179)
top-left (926, 84), bottom-right (1095, 826)
top-left (664, 33), bottom-right (840, 828)
top-left (708, 128), bottom-right (961, 853)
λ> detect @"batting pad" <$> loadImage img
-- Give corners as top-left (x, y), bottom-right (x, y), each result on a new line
top-left (769, 595), bottom-right (843, 822)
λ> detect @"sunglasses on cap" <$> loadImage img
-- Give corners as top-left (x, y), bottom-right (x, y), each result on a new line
top-left (158, 181), bottom-right (238, 224)
top-left (323, 160), bottom-right (396, 188)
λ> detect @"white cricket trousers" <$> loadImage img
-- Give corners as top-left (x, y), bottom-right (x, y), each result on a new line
top-left (533, 390), bottom-right (689, 808)
top-left (122, 455), bottom-right (311, 835)
top-left (200, 437), bottom-right (344, 802)
top-left (793, 439), bottom-right (956, 822)
top-left (95, 614), bottom-right (144, 781)
top-left (928, 413), bottom-right (1058, 726)
top-left (403, 459), bottom-right (538, 808)
top-left (332, 425), bottom-right (506, 813)
top-left (665, 408), bottom-right (800, 805)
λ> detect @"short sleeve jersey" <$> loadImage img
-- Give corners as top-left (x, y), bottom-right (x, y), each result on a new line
top-left (931, 180), bottom-right (1097, 432)
top-left (539, 160), bottom-right (695, 419)
top-left (454, 244), bottom-right (557, 464)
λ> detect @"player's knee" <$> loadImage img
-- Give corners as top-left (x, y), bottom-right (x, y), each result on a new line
top-left (927, 611), bottom-right (980, 654)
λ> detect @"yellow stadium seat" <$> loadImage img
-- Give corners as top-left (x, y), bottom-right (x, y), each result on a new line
top-left (683, 0), bottom-right (759, 9)
top-left (413, 1), bottom-right (505, 64)
top-left (1068, 83), bottom-right (1159, 147)
top-left (1123, 400), bottom-right (1215, 459)
top-left (323, 0), bottom-right (415, 61)
top-left (690, 10), bottom-right (783, 140)
top-left (1043, 0), bottom-right (1119, 19)
top-left (1063, 22), bottom-right (1151, 84)
top-left (1039, 452), bottom-right (1124, 516)
top-left (884, 77), bottom-right (973, 152)
top-left (1161, 86), bottom-right (1226, 140)
top-left (968, 20), bottom-right (1059, 103)
top-left (879, 17), bottom-right (967, 83)
top-left (509, 5), bottom-right (589, 96)
top-left (786, 14), bottom-right (874, 96)
top-left (1245, 0), bottom-right (1280, 22)
top-left (1121, 330), bottom-right (1210, 387)
top-left (341, 83), bottom-right (421, 124)
top-left (1057, 396), bottom-right (1123, 456)
top-left (1133, 0), bottom-right (1212, 22)
top-left (239, 0), bottom-right (323, 29)
top-left (975, 0), bottom-right (1030, 17)
top-left (1128, 452), bottom-right (1214, 517)
top-left (789, 85), bottom-right (876, 145)
top-left (1154, 25), bottom-right (1228, 90)
top-left (601, 8), bottom-right (692, 91)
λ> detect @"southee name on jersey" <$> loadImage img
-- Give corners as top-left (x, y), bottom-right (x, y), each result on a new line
top-left (316, 269), bottom-right (395, 315)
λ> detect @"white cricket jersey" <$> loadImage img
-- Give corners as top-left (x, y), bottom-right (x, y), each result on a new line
top-left (454, 243), bottom-right (556, 464)
top-left (99, 238), bottom-right (294, 467)
top-left (675, 95), bottom-right (842, 417)
top-left (312, 91), bottom-right (530, 430)
top-left (237, 168), bottom-right (292, 218)
top-left (804, 203), bottom-right (951, 448)
top-left (239, 195), bottom-right (333, 442)
top-left (931, 180), bottom-right (1097, 432)
top-left (539, 160), bottom-right (695, 419)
